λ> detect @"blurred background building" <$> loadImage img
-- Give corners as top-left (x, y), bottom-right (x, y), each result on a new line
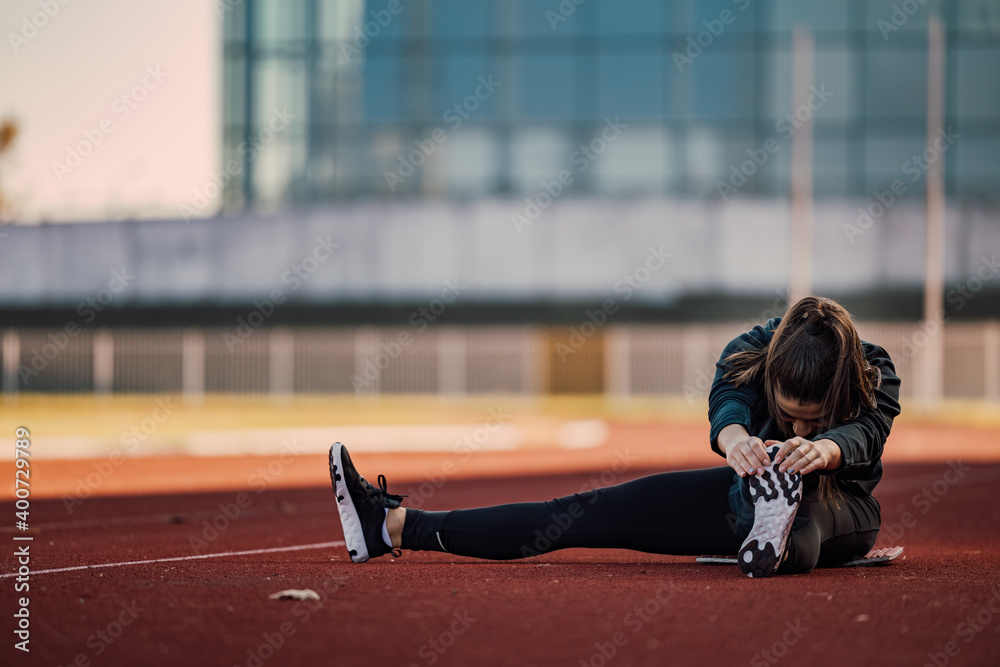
top-left (1, 0), bottom-right (999, 398)
top-left (221, 0), bottom-right (999, 206)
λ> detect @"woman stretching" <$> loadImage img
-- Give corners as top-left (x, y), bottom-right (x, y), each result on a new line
top-left (329, 296), bottom-right (901, 577)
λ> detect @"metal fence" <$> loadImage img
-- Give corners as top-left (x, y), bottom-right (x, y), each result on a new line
top-left (3, 322), bottom-right (998, 403)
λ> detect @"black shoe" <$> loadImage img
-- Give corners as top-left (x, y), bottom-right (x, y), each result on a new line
top-left (737, 445), bottom-right (802, 578)
top-left (329, 443), bottom-right (406, 563)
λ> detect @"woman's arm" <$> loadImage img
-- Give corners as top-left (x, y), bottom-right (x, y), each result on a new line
top-left (813, 343), bottom-right (901, 478)
top-left (708, 318), bottom-right (779, 456)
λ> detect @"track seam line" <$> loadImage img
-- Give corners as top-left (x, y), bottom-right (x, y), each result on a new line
top-left (1, 540), bottom-right (346, 579)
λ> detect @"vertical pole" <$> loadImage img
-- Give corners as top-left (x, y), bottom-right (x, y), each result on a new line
top-left (182, 327), bottom-right (205, 404)
top-left (437, 327), bottom-right (466, 397)
top-left (789, 27), bottom-right (814, 305)
top-left (93, 328), bottom-right (114, 396)
top-left (269, 327), bottom-right (295, 401)
top-left (3, 328), bottom-right (19, 399)
top-left (922, 15), bottom-right (946, 405)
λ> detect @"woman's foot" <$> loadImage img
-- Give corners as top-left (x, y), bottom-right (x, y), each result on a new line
top-left (329, 443), bottom-right (407, 563)
top-left (738, 445), bottom-right (802, 577)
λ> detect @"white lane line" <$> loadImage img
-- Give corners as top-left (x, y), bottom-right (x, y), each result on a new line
top-left (0, 540), bottom-right (346, 579)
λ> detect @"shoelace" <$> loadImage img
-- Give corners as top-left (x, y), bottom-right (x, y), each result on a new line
top-left (361, 475), bottom-right (407, 558)
top-left (362, 474), bottom-right (408, 504)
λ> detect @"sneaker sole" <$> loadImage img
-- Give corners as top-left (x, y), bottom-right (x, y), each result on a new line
top-left (329, 443), bottom-right (369, 563)
top-left (738, 449), bottom-right (802, 578)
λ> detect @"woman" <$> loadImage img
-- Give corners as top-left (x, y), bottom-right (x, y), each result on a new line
top-left (330, 296), bottom-right (901, 577)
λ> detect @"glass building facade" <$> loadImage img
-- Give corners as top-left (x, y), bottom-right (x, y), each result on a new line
top-left (222, 0), bottom-right (1000, 209)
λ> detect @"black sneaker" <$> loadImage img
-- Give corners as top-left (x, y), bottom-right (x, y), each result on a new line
top-left (737, 445), bottom-right (802, 578)
top-left (329, 443), bottom-right (406, 563)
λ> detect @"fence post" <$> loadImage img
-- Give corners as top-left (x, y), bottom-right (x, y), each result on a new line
top-left (437, 327), bottom-right (466, 396)
top-left (182, 327), bottom-right (205, 404)
top-left (93, 328), bottom-right (114, 395)
top-left (269, 327), bottom-right (295, 401)
top-left (605, 326), bottom-right (631, 398)
top-left (2, 328), bottom-right (19, 398)
top-left (986, 321), bottom-right (1000, 403)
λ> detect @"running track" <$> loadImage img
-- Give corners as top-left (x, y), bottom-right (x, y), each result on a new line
top-left (3, 459), bottom-right (999, 667)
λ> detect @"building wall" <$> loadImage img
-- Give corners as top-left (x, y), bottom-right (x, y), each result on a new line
top-left (1, 200), bottom-right (998, 308)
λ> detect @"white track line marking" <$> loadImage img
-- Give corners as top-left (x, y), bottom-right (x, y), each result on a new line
top-left (0, 540), bottom-right (345, 579)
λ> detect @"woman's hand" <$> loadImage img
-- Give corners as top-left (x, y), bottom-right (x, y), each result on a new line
top-left (718, 424), bottom-right (771, 477)
top-left (766, 437), bottom-right (842, 475)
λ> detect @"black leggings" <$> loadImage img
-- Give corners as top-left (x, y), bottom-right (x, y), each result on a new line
top-left (401, 466), bottom-right (881, 574)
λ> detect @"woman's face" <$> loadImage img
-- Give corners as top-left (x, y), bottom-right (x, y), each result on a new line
top-left (774, 390), bottom-right (828, 438)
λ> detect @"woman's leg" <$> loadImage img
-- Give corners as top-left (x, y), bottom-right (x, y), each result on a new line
top-left (780, 490), bottom-right (880, 573)
top-left (401, 466), bottom-right (746, 560)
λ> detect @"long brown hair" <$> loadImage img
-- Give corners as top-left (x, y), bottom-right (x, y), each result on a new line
top-left (724, 296), bottom-right (881, 500)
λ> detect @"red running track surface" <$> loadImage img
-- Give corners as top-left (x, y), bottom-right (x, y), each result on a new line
top-left (3, 460), bottom-right (1000, 667)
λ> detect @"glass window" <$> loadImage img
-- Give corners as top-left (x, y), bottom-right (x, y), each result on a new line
top-left (363, 55), bottom-right (403, 122)
top-left (514, 0), bottom-right (588, 37)
top-left (766, 47), bottom-right (853, 123)
top-left (865, 0), bottom-right (943, 38)
top-left (770, 0), bottom-right (848, 33)
top-left (689, 52), bottom-right (755, 119)
top-left (252, 138), bottom-right (307, 206)
top-left (865, 49), bottom-right (926, 119)
top-left (954, 135), bottom-right (1000, 193)
top-left (863, 134), bottom-right (928, 191)
top-left (591, 125), bottom-right (672, 195)
top-left (434, 129), bottom-right (501, 196)
top-left (514, 53), bottom-right (575, 119)
top-left (510, 127), bottom-right (572, 194)
top-left (254, 60), bottom-right (308, 135)
top-left (598, 54), bottom-right (666, 118)
top-left (436, 53), bottom-right (499, 121)
top-left (954, 47), bottom-right (1000, 120)
top-left (812, 139), bottom-right (850, 195)
top-left (596, 0), bottom-right (666, 35)
top-left (429, 0), bottom-right (492, 38)
top-left (256, 0), bottom-right (308, 45)
top-left (685, 125), bottom-right (724, 194)
top-left (688, 0), bottom-right (756, 34)
top-left (224, 56), bottom-right (246, 127)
